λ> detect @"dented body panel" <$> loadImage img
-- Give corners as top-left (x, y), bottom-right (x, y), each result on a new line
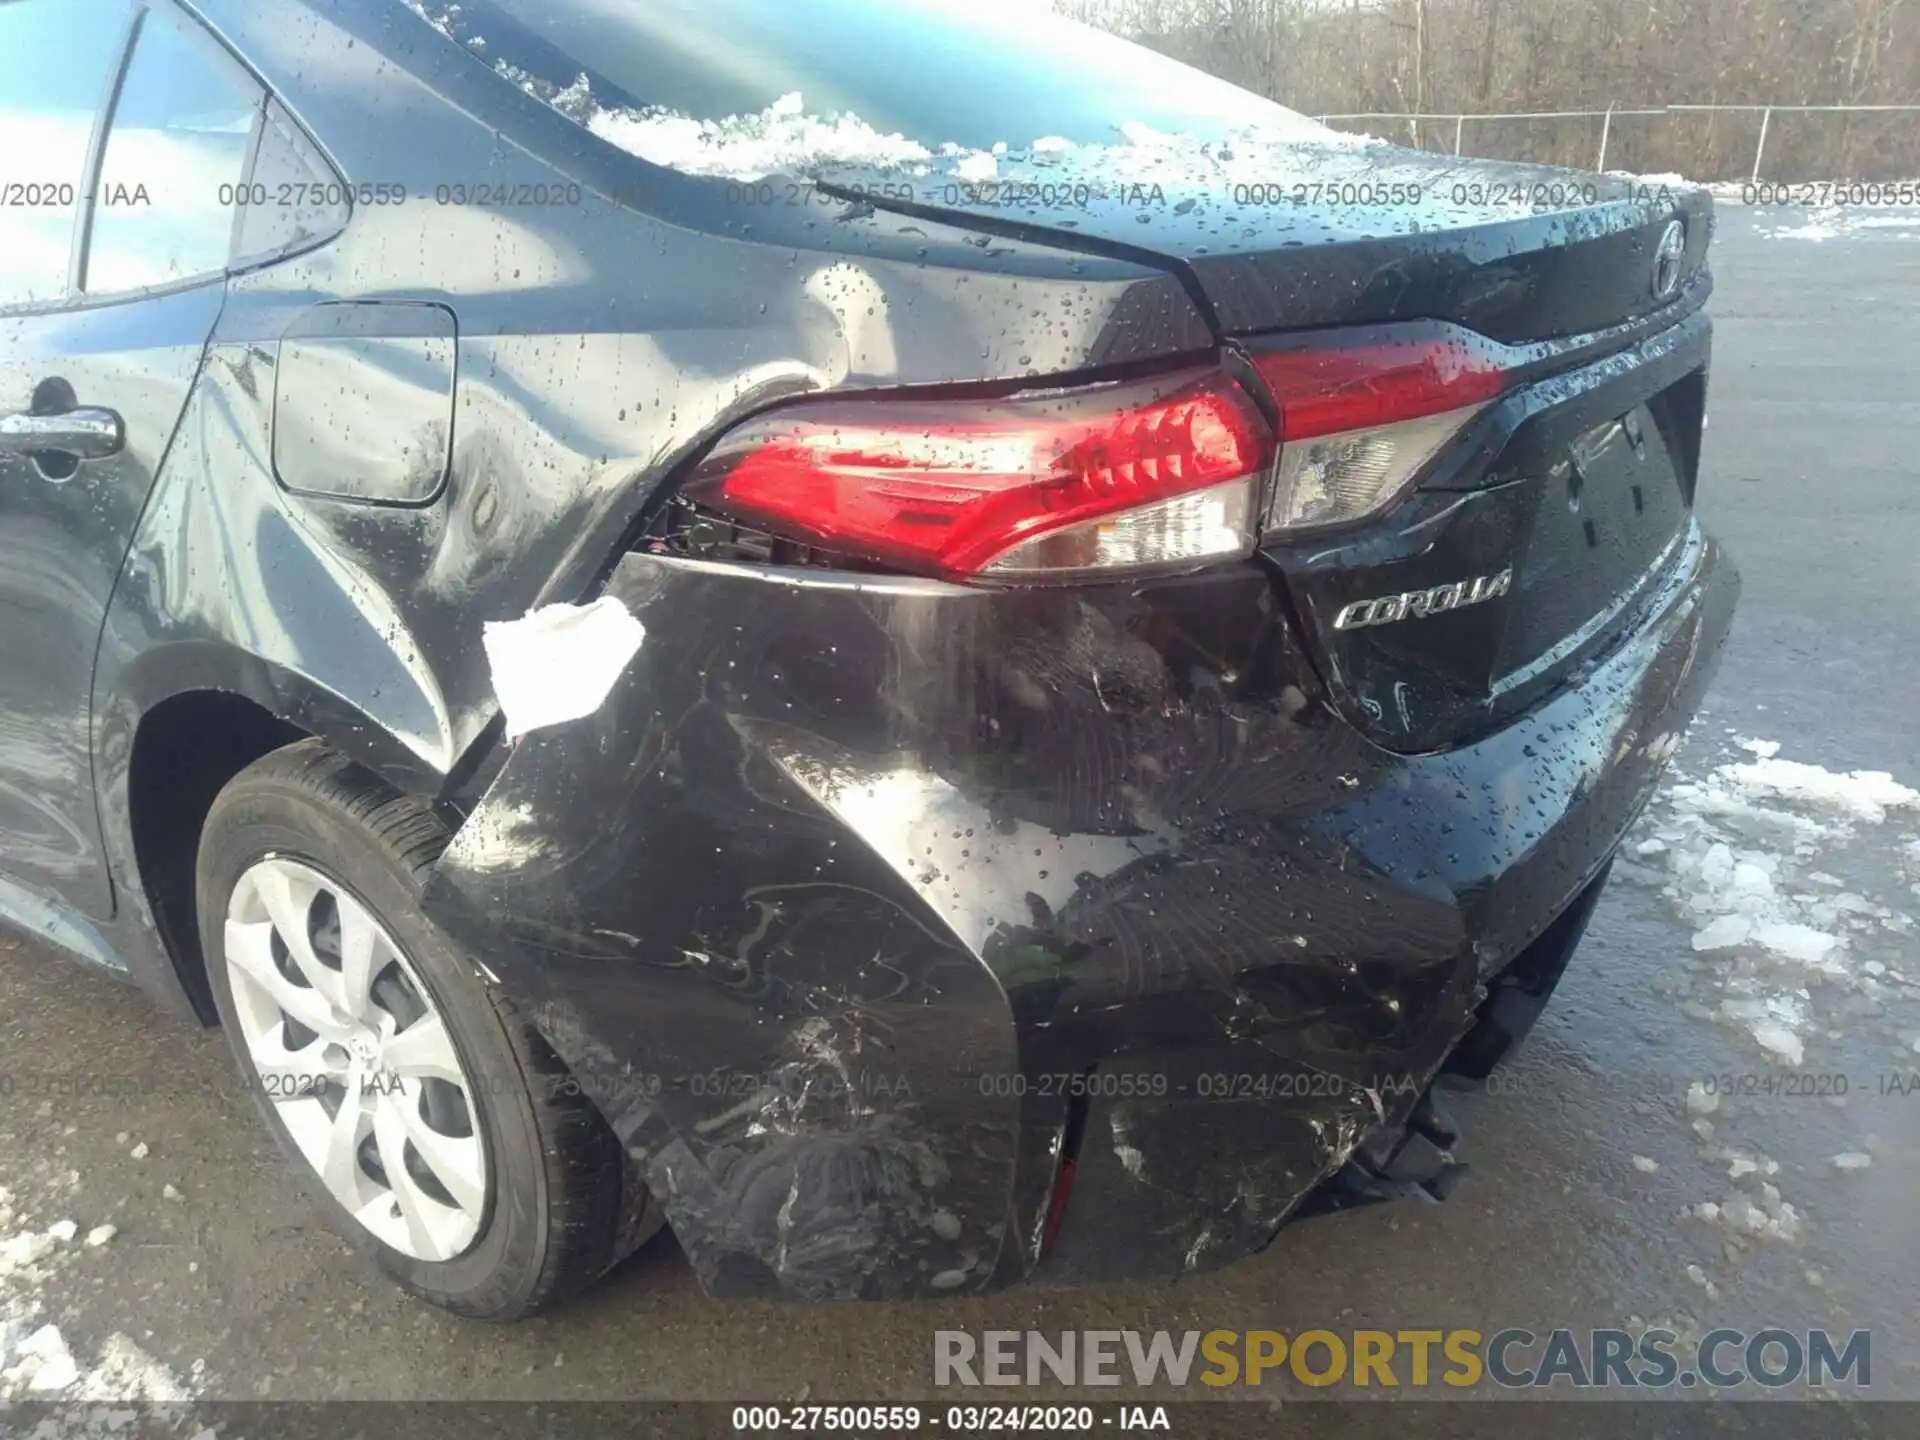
top-left (73, 0), bottom-right (1215, 1017)
top-left (422, 526), bottom-right (1736, 1299)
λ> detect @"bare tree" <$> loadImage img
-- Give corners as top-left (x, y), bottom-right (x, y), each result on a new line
top-left (1059, 0), bottom-right (1920, 178)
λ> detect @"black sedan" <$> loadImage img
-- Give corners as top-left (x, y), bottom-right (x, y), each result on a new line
top-left (0, 0), bottom-right (1735, 1317)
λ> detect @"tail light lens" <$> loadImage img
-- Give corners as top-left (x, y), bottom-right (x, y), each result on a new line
top-left (1253, 327), bottom-right (1509, 533)
top-left (678, 367), bottom-right (1274, 580)
top-left (675, 328), bottom-right (1511, 580)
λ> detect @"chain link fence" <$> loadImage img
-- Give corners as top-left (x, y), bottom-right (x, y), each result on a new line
top-left (1316, 105), bottom-right (1920, 183)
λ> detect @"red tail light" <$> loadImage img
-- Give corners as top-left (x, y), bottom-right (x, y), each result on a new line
top-left (1251, 330), bottom-right (1508, 439)
top-left (677, 330), bottom-right (1511, 576)
top-left (1249, 327), bottom-right (1512, 533)
top-left (679, 367), bottom-right (1274, 579)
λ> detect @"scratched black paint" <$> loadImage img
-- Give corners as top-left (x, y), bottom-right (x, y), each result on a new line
top-left (422, 526), bottom-right (1732, 1298)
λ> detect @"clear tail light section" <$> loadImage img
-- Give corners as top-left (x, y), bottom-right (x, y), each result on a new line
top-left (677, 367), bottom-right (1274, 580)
top-left (1252, 326), bottom-right (1510, 533)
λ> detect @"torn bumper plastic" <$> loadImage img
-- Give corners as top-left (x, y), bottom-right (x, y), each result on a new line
top-left (421, 521), bottom-right (1737, 1301)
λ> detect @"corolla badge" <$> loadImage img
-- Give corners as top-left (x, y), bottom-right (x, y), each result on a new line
top-left (1333, 569), bottom-right (1513, 631)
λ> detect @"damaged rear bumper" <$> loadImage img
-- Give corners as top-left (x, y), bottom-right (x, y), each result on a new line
top-left (421, 521), bottom-right (1737, 1301)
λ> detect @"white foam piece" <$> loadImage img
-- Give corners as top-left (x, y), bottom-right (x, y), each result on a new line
top-left (482, 598), bottom-right (646, 739)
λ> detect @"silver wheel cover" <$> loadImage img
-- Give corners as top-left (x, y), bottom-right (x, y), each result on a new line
top-left (224, 855), bottom-right (488, 1261)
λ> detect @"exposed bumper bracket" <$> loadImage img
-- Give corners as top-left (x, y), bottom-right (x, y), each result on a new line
top-left (1297, 1087), bottom-right (1470, 1217)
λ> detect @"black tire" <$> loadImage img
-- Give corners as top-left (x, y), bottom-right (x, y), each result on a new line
top-left (196, 738), bottom-right (661, 1319)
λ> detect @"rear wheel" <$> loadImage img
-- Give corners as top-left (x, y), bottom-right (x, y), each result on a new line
top-left (196, 739), bottom-right (660, 1319)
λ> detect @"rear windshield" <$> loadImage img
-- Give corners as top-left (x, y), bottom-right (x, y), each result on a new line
top-left (408, 0), bottom-right (1326, 161)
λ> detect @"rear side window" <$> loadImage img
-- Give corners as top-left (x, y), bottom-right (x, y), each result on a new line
top-left (0, 0), bottom-right (131, 308)
top-left (410, 0), bottom-right (1319, 155)
top-left (84, 4), bottom-right (262, 295)
top-left (232, 98), bottom-right (350, 266)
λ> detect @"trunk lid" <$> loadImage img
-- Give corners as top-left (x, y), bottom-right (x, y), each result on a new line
top-left (816, 139), bottom-right (1713, 344)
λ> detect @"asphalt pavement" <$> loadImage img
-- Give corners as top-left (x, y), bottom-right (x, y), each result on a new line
top-left (1, 202), bottom-right (1916, 1425)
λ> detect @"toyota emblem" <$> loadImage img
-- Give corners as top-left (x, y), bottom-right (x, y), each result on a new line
top-left (1653, 218), bottom-right (1687, 299)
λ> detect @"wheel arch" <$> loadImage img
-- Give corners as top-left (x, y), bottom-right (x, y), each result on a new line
top-left (98, 639), bottom-right (460, 1024)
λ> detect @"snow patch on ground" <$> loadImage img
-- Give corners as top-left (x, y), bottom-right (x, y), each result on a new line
top-left (1757, 206), bottom-right (1920, 241)
top-left (1676, 178), bottom-right (1920, 208)
top-left (1627, 736), bottom-right (1919, 1068)
top-left (1610, 170), bottom-right (1704, 189)
top-left (1719, 756), bottom-right (1918, 824)
top-left (0, 1183), bottom-right (193, 1401)
top-left (1680, 1147), bottom-right (1801, 1241)
top-left (1748, 1020), bottom-right (1805, 1066)
top-left (1632, 725), bottom-right (1914, 1261)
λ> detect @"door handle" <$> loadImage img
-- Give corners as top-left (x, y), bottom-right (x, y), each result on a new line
top-left (0, 406), bottom-right (125, 461)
